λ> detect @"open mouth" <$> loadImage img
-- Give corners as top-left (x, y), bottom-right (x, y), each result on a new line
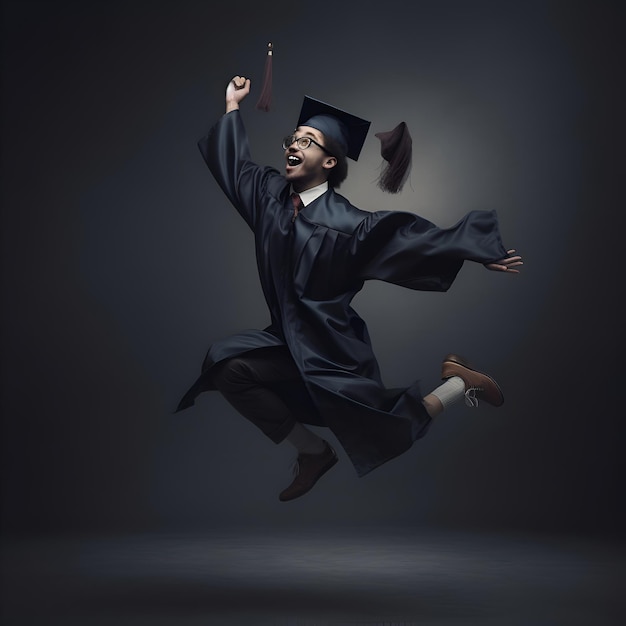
top-left (287, 155), bottom-right (302, 167)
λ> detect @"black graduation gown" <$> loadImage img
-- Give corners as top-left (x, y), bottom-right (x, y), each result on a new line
top-left (178, 110), bottom-right (509, 477)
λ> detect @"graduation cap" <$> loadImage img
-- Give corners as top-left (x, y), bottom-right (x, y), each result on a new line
top-left (296, 96), bottom-right (412, 193)
top-left (296, 96), bottom-right (371, 162)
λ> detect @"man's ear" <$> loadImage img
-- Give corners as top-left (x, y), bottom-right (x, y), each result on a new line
top-left (322, 157), bottom-right (337, 170)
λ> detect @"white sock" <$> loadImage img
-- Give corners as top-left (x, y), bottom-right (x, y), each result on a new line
top-left (285, 422), bottom-right (326, 455)
top-left (429, 376), bottom-right (466, 410)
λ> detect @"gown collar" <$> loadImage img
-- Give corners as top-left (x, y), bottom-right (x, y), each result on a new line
top-left (295, 181), bottom-right (328, 207)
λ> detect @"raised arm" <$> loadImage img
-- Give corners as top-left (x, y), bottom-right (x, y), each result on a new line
top-left (198, 75), bottom-right (283, 231)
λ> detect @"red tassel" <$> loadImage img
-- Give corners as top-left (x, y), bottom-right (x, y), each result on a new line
top-left (256, 42), bottom-right (273, 112)
top-left (375, 121), bottom-right (412, 193)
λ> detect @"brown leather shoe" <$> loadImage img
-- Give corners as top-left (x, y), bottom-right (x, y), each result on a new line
top-left (279, 441), bottom-right (338, 502)
top-left (441, 354), bottom-right (504, 407)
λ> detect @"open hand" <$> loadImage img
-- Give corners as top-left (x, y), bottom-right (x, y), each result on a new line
top-left (484, 249), bottom-right (523, 274)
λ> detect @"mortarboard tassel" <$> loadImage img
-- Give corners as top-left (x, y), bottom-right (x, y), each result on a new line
top-left (255, 42), bottom-right (273, 112)
top-left (375, 121), bottom-right (412, 193)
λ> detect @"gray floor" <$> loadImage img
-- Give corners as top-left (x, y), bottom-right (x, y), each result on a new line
top-left (1, 527), bottom-right (623, 625)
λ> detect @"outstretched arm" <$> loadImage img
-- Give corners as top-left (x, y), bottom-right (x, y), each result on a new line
top-left (225, 75), bottom-right (251, 113)
top-left (484, 249), bottom-right (523, 274)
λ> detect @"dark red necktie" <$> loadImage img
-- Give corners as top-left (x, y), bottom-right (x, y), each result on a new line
top-left (291, 193), bottom-right (302, 222)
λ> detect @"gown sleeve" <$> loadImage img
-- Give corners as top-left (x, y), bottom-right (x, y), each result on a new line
top-left (197, 110), bottom-right (278, 230)
top-left (350, 208), bottom-right (509, 292)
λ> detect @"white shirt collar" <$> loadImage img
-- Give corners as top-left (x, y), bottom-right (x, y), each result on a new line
top-left (296, 181), bottom-right (328, 207)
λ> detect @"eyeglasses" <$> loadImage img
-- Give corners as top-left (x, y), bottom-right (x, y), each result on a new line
top-left (282, 134), bottom-right (332, 155)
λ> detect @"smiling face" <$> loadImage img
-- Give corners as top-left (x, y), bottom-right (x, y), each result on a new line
top-left (284, 126), bottom-right (337, 193)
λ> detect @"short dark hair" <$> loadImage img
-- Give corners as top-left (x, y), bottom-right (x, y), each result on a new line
top-left (322, 135), bottom-right (348, 189)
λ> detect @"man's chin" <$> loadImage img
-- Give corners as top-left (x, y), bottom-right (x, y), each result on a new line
top-left (285, 170), bottom-right (302, 184)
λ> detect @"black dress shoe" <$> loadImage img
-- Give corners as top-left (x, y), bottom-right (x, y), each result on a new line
top-left (279, 441), bottom-right (338, 502)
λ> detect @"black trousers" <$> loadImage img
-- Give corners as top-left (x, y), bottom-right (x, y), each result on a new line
top-left (210, 346), bottom-right (325, 443)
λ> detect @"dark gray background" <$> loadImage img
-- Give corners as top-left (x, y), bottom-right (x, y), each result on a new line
top-left (1, 0), bottom-right (622, 536)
